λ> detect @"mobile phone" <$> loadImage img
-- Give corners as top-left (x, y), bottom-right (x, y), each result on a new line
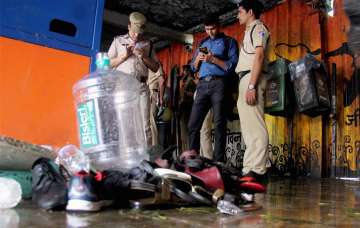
top-left (199, 47), bottom-right (208, 54)
top-left (135, 42), bottom-right (148, 50)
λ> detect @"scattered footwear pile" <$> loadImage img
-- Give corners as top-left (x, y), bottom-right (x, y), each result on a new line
top-left (31, 146), bottom-right (267, 215)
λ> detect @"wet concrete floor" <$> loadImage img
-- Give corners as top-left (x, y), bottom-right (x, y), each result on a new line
top-left (2, 177), bottom-right (360, 227)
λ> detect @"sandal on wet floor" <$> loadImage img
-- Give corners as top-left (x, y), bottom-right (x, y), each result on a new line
top-left (153, 167), bottom-right (213, 206)
top-left (154, 168), bottom-right (192, 182)
top-left (128, 177), bottom-right (172, 206)
top-left (189, 185), bottom-right (213, 206)
top-left (129, 167), bottom-right (197, 207)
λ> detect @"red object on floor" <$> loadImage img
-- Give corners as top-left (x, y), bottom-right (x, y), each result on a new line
top-left (239, 181), bottom-right (266, 193)
top-left (188, 166), bottom-right (225, 191)
top-left (239, 176), bottom-right (256, 183)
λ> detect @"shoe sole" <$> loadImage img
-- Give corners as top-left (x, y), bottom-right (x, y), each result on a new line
top-left (66, 199), bottom-right (113, 212)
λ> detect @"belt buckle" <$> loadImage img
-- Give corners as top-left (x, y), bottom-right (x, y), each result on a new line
top-left (204, 76), bottom-right (212, 82)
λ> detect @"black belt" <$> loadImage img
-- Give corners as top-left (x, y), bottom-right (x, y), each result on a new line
top-left (199, 75), bottom-right (224, 82)
top-left (238, 70), bottom-right (251, 79)
top-left (238, 70), bottom-right (268, 80)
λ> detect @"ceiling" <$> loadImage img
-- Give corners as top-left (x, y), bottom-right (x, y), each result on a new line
top-left (101, 0), bottom-right (318, 51)
top-left (105, 0), bottom-right (238, 32)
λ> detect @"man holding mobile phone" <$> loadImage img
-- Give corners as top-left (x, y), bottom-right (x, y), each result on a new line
top-left (188, 14), bottom-right (239, 162)
top-left (108, 12), bottom-right (159, 147)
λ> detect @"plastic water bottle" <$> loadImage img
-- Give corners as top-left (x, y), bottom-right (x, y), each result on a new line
top-left (217, 200), bottom-right (244, 215)
top-left (73, 52), bottom-right (149, 171)
top-left (0, 178), bottom-right (22, 209)
top-left (57, 145), bottom-right (90, 174)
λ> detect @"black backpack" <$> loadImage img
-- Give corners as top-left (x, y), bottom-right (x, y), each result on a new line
top-left (289, 54), bottom-right (330, 117)
top-left (264, 43), bottom-right (316, 117)
top-left (266, 43), bottom-right (329, 117)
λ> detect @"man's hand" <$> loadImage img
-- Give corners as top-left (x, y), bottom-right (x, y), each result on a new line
top-left (203, 52), bottom-right (214, 63)
top-left (245, 89), bottom-right (257, 105)
top-left (133, 47), bottom-right (145, 58)
top-left (196, 52), bottom-right (206, 62)
top-left (124, 44), bottom-right (134, 59)
top-left (110, 44), bottom-right (134, 68)
top-left (193, 51), bottom-right (213, 71)
top-left (197, 52), bottom-right (214, 63)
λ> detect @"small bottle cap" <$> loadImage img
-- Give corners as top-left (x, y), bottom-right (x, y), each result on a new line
top-left (95, 52), bottom-right (110, 69)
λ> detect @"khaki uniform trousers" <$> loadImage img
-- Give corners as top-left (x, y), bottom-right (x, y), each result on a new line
top-left (237, 73), bottom-right (269, 175)
top-left (149, 89), bottom-right (159, 146)
top-left (139, 86), bottom-right (152, 147)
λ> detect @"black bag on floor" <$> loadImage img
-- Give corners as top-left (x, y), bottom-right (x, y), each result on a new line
top-left (32, 157), bottom-right (68, 210)
top-left (289, 54), bottom-right (330, 116)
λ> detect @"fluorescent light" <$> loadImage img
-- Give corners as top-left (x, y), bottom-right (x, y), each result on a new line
top-left (327, 0), bottom-right (335, 17)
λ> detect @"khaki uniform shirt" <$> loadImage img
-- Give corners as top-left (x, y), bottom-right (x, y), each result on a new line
top-left (235, 20), bottom-right (270, 73)
top-left (108, 34), bottom-right (159, 82)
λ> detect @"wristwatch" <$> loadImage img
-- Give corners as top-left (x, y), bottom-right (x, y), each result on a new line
top-left (248, 84), bottom-right (255, 90)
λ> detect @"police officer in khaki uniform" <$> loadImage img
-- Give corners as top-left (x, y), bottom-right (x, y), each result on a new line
top-left (108, 12), bottom-right (159, 147)
top-left (147, 65), bottom-right (165, 146)
top-left (235, 0), bottom-right (270, 180)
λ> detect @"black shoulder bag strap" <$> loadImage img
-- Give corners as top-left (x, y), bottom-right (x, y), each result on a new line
top-left (274, 42), bottom-right (321, 59)
top-left (242, 23), bottom-right (270, 55)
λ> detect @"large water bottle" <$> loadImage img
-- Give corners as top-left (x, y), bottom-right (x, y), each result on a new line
top-left (73, 52), bottom-right (149, 171)
top-left (0, 178), bottom-right (22, 209)
top-left (57, 144), bottom-right (90, 174)
top-left (114, 85), bottom-right (149, 170)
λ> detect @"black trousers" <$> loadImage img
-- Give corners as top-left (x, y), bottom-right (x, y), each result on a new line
top-left (188, 78), bottom-right (227, 162)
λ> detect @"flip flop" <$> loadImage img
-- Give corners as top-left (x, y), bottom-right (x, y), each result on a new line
top-left (154, 168), bottom-right (192, 182)
top-left (154, 168), bottom-right (214, 206)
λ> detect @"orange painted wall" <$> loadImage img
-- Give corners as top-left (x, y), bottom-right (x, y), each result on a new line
top-left (157, 43), bottom-right (192, 78)
top-left (0, 36), bottom-right (90, 147)
top-left (325, 0), bottom-right (360, 175)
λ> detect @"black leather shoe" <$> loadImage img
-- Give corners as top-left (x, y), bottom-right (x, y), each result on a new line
top-left (32, 157), bottom-right (68, 210)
